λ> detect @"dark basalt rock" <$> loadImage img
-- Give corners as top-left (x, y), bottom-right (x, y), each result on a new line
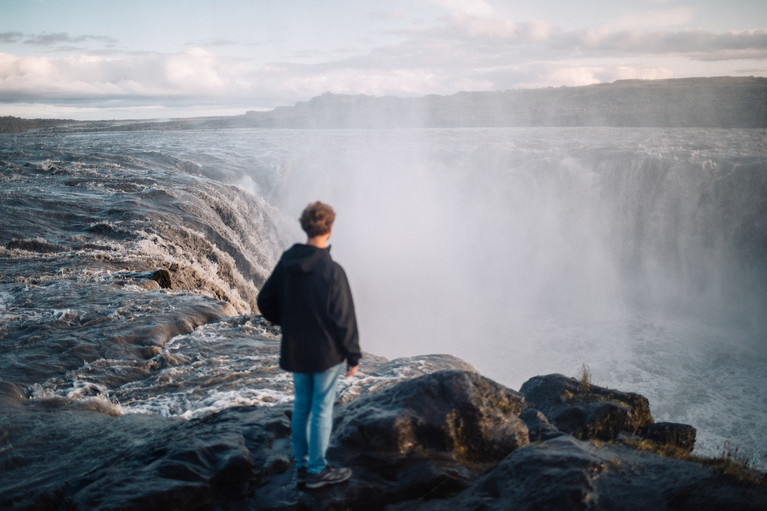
top-left (396, 435), bottom-right (767, 511)
top-left (520, 373), bottom-right (654, 441)
top-left (7, 238), bottom-right (66, 253)
top-left (280, 370), bottom-right (531, 509)
top-left (150, 268), bottom-right (173, 289)
top-left (335, 370), bottom-right (528, 463)
top-left (640, 421), bottom-right (698, 454)
top-left (0, 381), bottom-right (27, 406)
top-left (2, 365), bottom-right (765, 511)
top-left (519, 407), bottom-right (561, 442)
top-left (1, 409), bottom-right (259, 511)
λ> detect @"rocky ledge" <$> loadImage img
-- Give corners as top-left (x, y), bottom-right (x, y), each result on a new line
top-left (2, 353), bottom-right (765, 510)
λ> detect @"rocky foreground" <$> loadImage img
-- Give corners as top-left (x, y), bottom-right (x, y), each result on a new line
top-left (1, 344), bottom-right (765, 511)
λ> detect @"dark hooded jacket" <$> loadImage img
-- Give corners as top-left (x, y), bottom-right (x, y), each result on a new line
top-left (257, 244), bottom-right (361, 373)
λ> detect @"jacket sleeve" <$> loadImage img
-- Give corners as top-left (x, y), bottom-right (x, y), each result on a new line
top-left (328, 266), bottom-right (361, 367)
top-left (257, 264), bottom-right (282, 325)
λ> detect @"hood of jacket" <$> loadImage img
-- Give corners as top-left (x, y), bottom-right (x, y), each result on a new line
top-left (282, 243), bottom-right (331, 274)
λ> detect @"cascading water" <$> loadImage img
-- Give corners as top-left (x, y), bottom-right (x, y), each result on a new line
top-left (257, 127), bottom-right (767, 466)
top-left (262, 127), bottom-right (765, 335)
top-left (0, 126), bottom-right (765, 469)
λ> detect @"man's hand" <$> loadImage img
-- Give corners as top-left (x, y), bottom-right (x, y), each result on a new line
top-left (345, 364), bottom-right (359, 377)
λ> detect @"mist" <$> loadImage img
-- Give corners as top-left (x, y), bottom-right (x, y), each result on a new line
top-left (256, 127), bottom-right (766, 391)
top-left (4, 122), bottom-right (760, 463)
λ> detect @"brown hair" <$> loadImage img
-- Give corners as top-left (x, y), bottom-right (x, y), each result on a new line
top-left (299, 201), bottom-right (336, 237)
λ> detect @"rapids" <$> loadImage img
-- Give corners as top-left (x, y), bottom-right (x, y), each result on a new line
top-left (0, 126), bottom-right (765, 469)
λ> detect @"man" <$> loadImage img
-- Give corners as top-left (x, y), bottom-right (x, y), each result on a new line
top-left (257, 201), bottom-right (361, 489)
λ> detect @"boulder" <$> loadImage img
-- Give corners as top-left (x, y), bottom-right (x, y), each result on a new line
top-left (519, 407), bottom-right (561, 442)
top-left (150, 268), bottom-right (172, 289)
top-left (0, 381), bottom-right (26, 407)
top-left (640, 421), bottom-right (698, 454)
top-left (3, 367), bottom-right (763, 511)
top-left (277, 370), bottom-right (531, 509)
top-left (335, 370), bottom-right (529, 464)
top-left (395, 435), bottom-right (767, 511)
top-left (520, 373), bottom-right (654, 441)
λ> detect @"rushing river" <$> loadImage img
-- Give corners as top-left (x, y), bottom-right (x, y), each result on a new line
top-left (1, 126), bottom-right (765, 470)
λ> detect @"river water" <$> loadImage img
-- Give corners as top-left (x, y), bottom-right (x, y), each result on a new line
top-left (1, 126), bottom-right (765, 469)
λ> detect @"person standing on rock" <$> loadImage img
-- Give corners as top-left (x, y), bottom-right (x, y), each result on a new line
top-left (257, 201), bottom-right (361, 489)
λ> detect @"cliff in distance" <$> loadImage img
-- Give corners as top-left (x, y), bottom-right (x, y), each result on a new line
top-left (240, 76), bottom-right (767, 129)
top-left (3, 76), bottom-right (766, 132)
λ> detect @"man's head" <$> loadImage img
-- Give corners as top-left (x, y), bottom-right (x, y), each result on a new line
top-left (300, 201), bottom-right (336, 238)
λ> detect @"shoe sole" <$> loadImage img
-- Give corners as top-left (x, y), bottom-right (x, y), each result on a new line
top-left (305, 473), bottom-right (351, 489)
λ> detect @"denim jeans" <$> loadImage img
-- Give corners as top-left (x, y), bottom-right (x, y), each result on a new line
top-left (291, 362), bottom-right (345, 474)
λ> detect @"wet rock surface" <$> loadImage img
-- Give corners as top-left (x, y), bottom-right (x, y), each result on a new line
top-left (397, 434), bottom-right (767, 511)
top-left (2, 359), bottom-right (765, 510)
top-left (336, 370), bottom-right (528, 463)
top-left (519, 373), bottom-right (654, 441)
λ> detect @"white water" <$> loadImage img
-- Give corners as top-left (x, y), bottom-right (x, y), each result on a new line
top-left (249, 127), bottom-right (767, 467)
top-left (1, 127), bottom-right (765, 469)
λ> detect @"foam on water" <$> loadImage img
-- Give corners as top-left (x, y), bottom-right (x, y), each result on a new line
top-left (1, 127), bottom-right (765, 470)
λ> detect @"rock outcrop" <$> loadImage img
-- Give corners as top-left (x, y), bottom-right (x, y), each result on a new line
top-left (2, 364), bottom-right (765, 510)
top-left (519, 373), bottom-right (654, 441)
top-left (397, 434), bottom-right (766, 511)
top-left (336, 370), bottom-right (528, 463)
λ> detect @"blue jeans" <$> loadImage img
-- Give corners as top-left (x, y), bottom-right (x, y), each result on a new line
top-left (291, 362), bottom-right (344, 474)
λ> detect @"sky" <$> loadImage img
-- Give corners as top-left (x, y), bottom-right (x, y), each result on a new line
top-left (1, 0), bottom-right (766, 120)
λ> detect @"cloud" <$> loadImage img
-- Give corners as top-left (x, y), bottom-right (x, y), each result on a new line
top-left (399, 13), bottom-right (767, 63)
top-left (407, 13), bottom-right (767, 62)
top-left (370, 11), bottom-right (406, 22)
top-left (458, 58), bottom-right (676, 91)
top-left (3, 11), bottom-right (766, 120)
top-left (446, 14), bottom-right (555, 42)
top-left (0, 48), bottom-right (251, 102)
top-left (610, 7), bottom-right (694, 29)
top-left (0, 32), bottom-right (24, 43)
top-left (531, 62), bottom-right (674, 87)
top-left (18, 31), bottom-right (119, 49)
top-left (430, 0), bottom-right (496, 17)
top-left (574, 28), bottom-right (767, 60)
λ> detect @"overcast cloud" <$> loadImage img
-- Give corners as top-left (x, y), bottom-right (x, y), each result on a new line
top-left (0, 0), bottom-right (765, 119)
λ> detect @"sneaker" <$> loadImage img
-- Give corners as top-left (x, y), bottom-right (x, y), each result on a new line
top-left (305, 466), bottom-right (352, 489)
top-left (297, 467), bottom-right (307, 486)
